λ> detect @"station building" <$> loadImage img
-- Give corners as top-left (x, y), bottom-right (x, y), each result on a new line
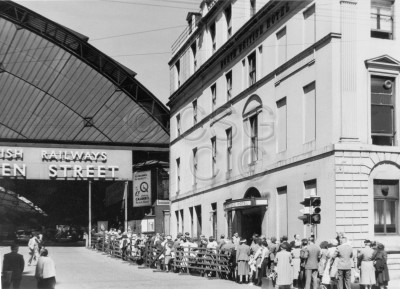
top-left (0, 1), bottom-right (169, 239)
top-left (168, 0), bottom-right (400, 276)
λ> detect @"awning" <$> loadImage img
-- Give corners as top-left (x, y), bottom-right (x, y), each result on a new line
top-left (0, 186), bottom-right (47, 216)
top-left (223, 198), bottom-right (268, 211)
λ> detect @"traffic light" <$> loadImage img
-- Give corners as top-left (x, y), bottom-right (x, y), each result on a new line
top-left (310, 196), bottom-right (321, 224)
top-left (298, 197), bottom-right (311, 224)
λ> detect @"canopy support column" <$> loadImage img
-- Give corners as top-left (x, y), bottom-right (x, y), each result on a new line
top-left (124, 181), bottom-right (128, 232)
top-left (88, 181), bottom-right (92, 248)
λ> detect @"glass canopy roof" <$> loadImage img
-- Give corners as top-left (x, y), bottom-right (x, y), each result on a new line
top-left (0, 1), bottom-right (169, 147)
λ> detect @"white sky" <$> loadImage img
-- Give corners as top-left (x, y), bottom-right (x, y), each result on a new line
top-left (14, 0), bottom-right (200, 106)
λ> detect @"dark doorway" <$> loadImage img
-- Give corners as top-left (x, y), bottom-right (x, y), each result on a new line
top-left (240, 207), bottom-right (262, 245)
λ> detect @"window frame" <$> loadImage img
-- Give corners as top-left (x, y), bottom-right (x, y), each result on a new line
top-left (371, 0), bottom-right (394, 40)
top-left (374, 179), bottom-right (399, 235)
top-left (248, 52), bottom-right (256, 86)
top-left (249, 114), bottom-right (258, 163)
top-left (370, 75), bottom-right (396, 146)
top-left (193, 99), bottom-right (198, 125)
top-left (176, 113), bottom-right (181, 136)
top-left (225, 5), bottom-right (232, 38)
top-left (210, 22), bottom-right (216, 53)
top-left (226, 127), bottom-right (233, 173)
top-left (211, 137), bottom-right (217, 177)
top-left (226, 70), bottom-right (232, 101)
top-left (211, 83), bottom-right (217, 111)
top-left (250, 0), bottom-right (256, 17)
top-left (176, 158), bottom-right (180, 193)
top-left (193, 147), bottom-right (198, 185)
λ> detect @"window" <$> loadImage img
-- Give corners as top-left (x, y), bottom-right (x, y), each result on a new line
top-left (193, 148), bottom-right (198, 185)
top-left (189, 207), bottom-right (194, 237)
top-left (374, 180), bottom-right (398, 234)
top-left (210, 22), bottom-right (216, 53)
top-left (277, 98), bottom-right (287, 152)
top-left (225, 5), bottom-right (232, 38)
top-left (193, 99), bottom-right (198, 125)
top-left (176, 158), bottom-right (180, 192)
top-left (175, 60), bottom-right (181, 88)
top-left (188, 18), bottom-right (193, 34)
top-left (277, 186), bottom-right (288, 237)
top-left (304, 82), bottom-right (316, 143)
top-left (250, 0), bottom-right (256, 17)
top-left (277, 27), bottom-right (287, 66)
top-left (176, 114), bottom-right (181, 136)
top-left (248, 52), bottom-right (256, 86)
top-left (211, 137), bottom-right (217, 177)
top-left (191, 42), bottom-right (197, 72)
top-left (195, 205), bottom-right (202, 237)
top-left (180, 209), bottom-right (184, 233)
top-left (249, 114), bottom-right (258, 163)
top-left (211, 203), bottom-right (217, 238)
top-left (371, 75), bottom-right (395, 146)
top-left (226, 71), bottom-right (232, 101)
top-left (211, 83), bottom-right (217, 111)
top-left (371, 0), bottom-right (394, 39)
top-left (175, 210), bottom-right (179, 234)
top-left (226, 128), bottom-right (233, 172)
top-left (304, 5), bottom-right (316, 46)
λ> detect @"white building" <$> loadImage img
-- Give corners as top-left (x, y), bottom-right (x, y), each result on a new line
top-left (168, 0), bottom-right (400, 277)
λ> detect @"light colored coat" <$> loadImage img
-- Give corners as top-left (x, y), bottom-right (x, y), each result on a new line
top-left (334, 243), bottom-right (353, 270)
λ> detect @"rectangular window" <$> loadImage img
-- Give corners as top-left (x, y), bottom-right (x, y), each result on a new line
top-left (371, 75), bottom-right (395, 146)
top-left (176, 158), bottom-right (180, 192)
top-left (195, 205), bottom-right (202, 237)
top-left (277, 98), bottom-right (287, 152)
top-left (193, 148), bottom-right (198, 185)
top-left (176, 114), bottom-right (181, 136)
top-left (175, 60), bottom-right (181, 88)
top-left (250, 0), bottom-right (256, 17)
top-left (175, 210), bottom-right (179, 234)
top-left (193, 99), bottom-right (198, 125)
top-left (371, 0), bottom-right (394, 39)
top-left (180, 209), bottom-right (184, 234)
top-left (191, 42), bottom-right (197, 72)
top-left (248, 52), bottom-right (256, 86)
top-left (225, 5), bottom-right (232, 38)
top-left (211, 203), bottom-right (217, 238)
top-left (189, 207), bottom-right (194, 237)
top-left (226, 128), bottom-right (233, 172)
top-left (210, 22), bottom-right (216, 53)
top-left (226, 71), bottom-right (232, 101)
top-left (249, 114), bottom-right (258, 163)
top-left (303, 5), bottom-right (316, 46)
top-left (304, 82), bottom-right (316, 143)
top-left (277, 186), bottom-right (288, 237)
top-left (277, 27), bottom-right (287, 66)
top-left (304, 180), bottom-right (317, 197)
top-left (374, 180), bottom-right (399, 234)
top-left (211, 137), bottom-right (217, 177)
top-left (211, 83), bottom-right (217, 111)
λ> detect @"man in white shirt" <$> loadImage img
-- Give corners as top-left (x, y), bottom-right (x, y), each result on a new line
top-left (35, 249), bottom-right (56, 289)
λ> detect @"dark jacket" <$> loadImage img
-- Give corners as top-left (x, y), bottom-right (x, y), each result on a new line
top-left (2, 252), bottom-right (25, 280)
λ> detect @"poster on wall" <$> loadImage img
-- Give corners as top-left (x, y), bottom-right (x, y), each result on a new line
top-left (133, 171), bottom-right (151, 207)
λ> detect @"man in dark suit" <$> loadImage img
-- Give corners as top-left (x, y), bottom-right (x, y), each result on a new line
top-left (303, 237), bottom-right (320, 289)
top-left (2, 244), bottom-right (25, 289)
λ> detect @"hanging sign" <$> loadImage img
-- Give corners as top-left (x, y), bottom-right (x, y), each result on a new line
top-left (0, 146), bottom-right (132, 180)
top-left (133, 171), bottom-right (151, 207)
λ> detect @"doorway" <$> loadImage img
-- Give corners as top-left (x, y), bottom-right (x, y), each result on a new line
top-left (240, 207), bottom-right (263, 244)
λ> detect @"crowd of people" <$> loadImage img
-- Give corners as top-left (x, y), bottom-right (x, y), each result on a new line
top-left (93, 229), bottom-right (391, 289)
top-left (2, 233), bottom-right (56, 289)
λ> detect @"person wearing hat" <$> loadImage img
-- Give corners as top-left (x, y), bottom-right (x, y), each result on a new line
top-left (372, 243), bottom-right (390, 289)
top-left (236, 238), bottom-right (250, 283)
top-left (357, 239), bottom-right (376, 289)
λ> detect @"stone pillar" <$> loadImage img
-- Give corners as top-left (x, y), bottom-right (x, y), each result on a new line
top-left (340, 0), bottom-right (359, 141)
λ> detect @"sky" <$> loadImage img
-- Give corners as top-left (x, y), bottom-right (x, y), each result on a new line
top-left (14, 0), bottom-right (200, 106)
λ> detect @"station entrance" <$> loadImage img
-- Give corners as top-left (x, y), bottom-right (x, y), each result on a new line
top-left (224, 187), bottom-right (268, 244)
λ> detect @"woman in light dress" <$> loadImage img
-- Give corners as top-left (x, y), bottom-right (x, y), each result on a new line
top-left (291, 241), bottom-right (301, 288)
top-left (357, 239), bottom-right (376, 289)
top-left (274, 243), bottom-right (292, 289)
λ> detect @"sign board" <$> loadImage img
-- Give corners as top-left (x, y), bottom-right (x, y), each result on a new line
top-left (156, 200), bottom-right (170, 206)
top-left (141, 218), bottom-right (155, 233)
top-left (133, 171), bottom-right (151, 207)
top-left (0, 147), bottom-right (132, 180)
top-left (223, 198), bottom-right (268, 211)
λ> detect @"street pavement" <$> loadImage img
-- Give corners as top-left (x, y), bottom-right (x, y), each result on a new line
top-left (8, 246), bottom-right (247, 289)
top-left (1, 246), bottom-right (399, 289)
